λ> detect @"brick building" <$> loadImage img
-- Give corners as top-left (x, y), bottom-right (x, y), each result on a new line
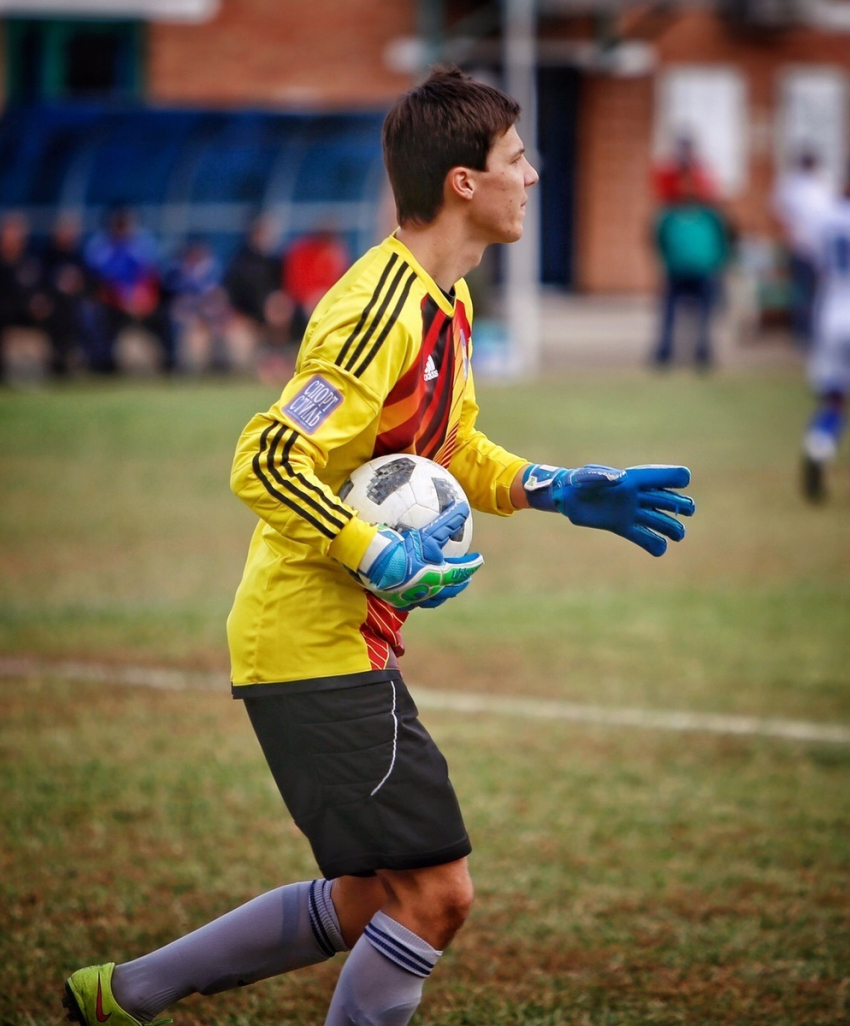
top-left (146, 0), bottom-right (414, 108)
top-left (1, 0), bottom-right (849, 293)
top-left (572, 5), bottom-right (850, 291)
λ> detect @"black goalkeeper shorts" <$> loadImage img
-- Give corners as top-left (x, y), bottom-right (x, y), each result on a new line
top-left (243, 675), bottom-right (471, 880)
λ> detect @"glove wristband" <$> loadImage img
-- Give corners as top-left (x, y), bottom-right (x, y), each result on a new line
top-left (358, 527), bottom-right (395, 577)
top-left (522, 463), bottom-right (565, 513)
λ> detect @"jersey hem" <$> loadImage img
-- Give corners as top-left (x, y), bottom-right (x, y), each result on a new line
top-left (231, 668), bottom-right (398, 699)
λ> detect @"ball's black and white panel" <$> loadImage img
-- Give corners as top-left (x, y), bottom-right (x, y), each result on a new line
top-left (340, 454), bottom-right (472, 556)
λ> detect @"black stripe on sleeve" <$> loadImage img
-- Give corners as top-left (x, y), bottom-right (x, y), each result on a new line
top-left (252, 423), bottom-right (350, 538)
top-left (342, 260), bottom-right (410, 374)
top-left (264, 425), bottom-right (350, 532)
top-left (278, 426), bottom-right (353, 524)
top-left (351, 270), bottom-right (417, 378)
top-left (335, 253), bottom-right (399, 369)
top-left (252, 425), bottom-right (336, 538)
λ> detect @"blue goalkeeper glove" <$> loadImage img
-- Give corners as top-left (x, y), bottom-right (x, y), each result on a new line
top-left (523, 463), bottom-right (695, 556)
top-left (357, 500), bottom-right (484, 610)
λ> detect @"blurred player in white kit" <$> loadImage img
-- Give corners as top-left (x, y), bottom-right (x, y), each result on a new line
top-left (773, 149), bottom-right (833, 348)
top-left (802, 174), bottom-right (850, 501)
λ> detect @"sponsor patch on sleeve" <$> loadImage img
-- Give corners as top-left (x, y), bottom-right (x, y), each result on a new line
top-left (281, 375), bottom-right (343, 434)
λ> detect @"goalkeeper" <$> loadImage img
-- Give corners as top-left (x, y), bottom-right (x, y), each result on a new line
top-left (64, 68), bottom-right (694, 1026)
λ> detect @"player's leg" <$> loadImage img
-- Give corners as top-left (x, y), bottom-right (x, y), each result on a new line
top-left (331, 873), bottom-right (389, 947)
top-left (312, 675), bottom-right (473, 1026)
top-left (802, 322), bottom-right (850, 500)
top-left (694, 274), bottom-right (717, 370)
top-left (66, 678), bottom-right (471, 1026)
top-left (250, 675), bottom-right (472, 1026)
top-left (653, 274), bottom-right (680, 367)
top-left (379, 857), bottom-right (473, 948)
top-left (789, 251), bottom-right (818, 349)
top-left (64, 875), bottom-right (368, 1026)
top-left (325, 859), bottom-right (473, 1026)
top-left (802, 388), bottom-right (846, 501)
top-left (62, 680), bottom-right (397, 1026)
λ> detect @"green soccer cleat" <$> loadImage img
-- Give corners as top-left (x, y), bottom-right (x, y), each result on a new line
top-left (63, 963), bottom-right (172, 1026)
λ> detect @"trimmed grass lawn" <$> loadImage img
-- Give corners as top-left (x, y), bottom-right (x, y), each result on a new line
top-left (1, 368), bottom-right (848, 1024)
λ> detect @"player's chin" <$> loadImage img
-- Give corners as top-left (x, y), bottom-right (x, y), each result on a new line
top-left (502, 223), bottom-right (525, 244)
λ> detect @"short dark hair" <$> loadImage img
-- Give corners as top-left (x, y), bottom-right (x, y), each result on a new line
top-left (382, 66), bottom-right (521, 226)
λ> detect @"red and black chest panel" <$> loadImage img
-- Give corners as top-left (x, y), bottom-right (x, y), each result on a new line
top-left (372, 295), bottom-right (470, 469)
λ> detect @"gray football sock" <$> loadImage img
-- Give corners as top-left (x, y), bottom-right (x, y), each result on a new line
top-left (112, 879), bottom-right (346, 1020)
top-left (324, 911), bottom-right (441, 1026)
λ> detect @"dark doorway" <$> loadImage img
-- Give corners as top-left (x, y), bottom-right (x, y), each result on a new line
top-left (537, 66), bottom-right (580, 289)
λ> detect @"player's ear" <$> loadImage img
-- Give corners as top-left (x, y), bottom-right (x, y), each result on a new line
top-left (446, 166), bottom-right (476, 203)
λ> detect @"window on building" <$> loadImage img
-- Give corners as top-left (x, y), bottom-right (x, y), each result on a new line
top-left (655, 65), bottom-right (748, 197)
top-left (5, 19), bottom-right (144, 103)
top-left (777, 67), bottom-right (848, 191)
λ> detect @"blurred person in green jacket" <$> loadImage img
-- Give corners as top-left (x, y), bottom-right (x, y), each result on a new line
top-left (651, 169), bottom-right (732, 371)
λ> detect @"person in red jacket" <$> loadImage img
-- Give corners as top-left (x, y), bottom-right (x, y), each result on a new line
top-left (284, 228), bottom-right (350, 342)
top-left (652, 134), bottom-right (718, 205)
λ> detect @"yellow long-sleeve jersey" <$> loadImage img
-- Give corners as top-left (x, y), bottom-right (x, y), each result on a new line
top-left (228, 234), bottom-right (528, 695)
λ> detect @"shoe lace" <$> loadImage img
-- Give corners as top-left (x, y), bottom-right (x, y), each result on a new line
top-left (145, 1019), bottom-right (173, 1026)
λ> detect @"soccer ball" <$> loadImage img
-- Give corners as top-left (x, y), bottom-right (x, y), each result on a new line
top-left (339, 454), bottom-right (472, 557)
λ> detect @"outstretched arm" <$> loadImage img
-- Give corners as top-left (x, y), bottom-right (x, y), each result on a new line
top-left (511, 462), bottom-right (696, 556)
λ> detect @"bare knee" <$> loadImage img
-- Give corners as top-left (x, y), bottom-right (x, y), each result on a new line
top-left (422, 873), bottom-right (473, 940)
top-left (378, 858), bottom-right (474, 950)
top-left (442, 867), bottom-right (475, 927)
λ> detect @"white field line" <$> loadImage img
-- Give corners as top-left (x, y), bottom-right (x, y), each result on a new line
top-left (2, 656), bottom-right (849, 746)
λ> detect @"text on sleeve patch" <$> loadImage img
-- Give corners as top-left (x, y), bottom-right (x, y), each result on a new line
top-left (282, 376), bottom-right (344, 433)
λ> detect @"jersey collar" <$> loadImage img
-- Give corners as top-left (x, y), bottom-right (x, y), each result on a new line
top-left (384, 233), bottom-right (457, 317)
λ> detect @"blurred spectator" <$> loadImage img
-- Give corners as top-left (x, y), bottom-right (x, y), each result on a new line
top-left (283, 228), bottom-right (350, 342)
top-left (0, 211), bottom-right (52, 337)
top-left (800, 176), bottom-right (850, 502)
top-left (42, 213), bottom-right (98, 376)
top-left (0, 211), bottom-right (55, 384)
top-left (651, 169), bottom-right (732, 371)
top-left (224, 216), bottom-right (293, 382)
top-left (84, 206), bottom-right (175, 373)
top-left (163, 238), bottom-right (231, 373)
top-left (772, 148), bottom-right (834, 347)
top-left (224, 216), bottom-right (290, 337)
top-left (652, 134), bottom-right (719, 205)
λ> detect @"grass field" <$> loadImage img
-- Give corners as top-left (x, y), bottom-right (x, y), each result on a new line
top-left (1, 366), bottom-right (849, 1025)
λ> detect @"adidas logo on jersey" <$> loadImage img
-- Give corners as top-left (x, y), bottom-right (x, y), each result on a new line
top-left (424, 355), bottom-right (439, 382)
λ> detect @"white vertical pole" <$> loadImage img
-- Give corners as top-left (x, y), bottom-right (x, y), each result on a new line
top-left (502, 0), bottom-right (541, 377)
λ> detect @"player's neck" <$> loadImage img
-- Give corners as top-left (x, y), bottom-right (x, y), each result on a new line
top-left (396, 220), bottom-right (486, 293)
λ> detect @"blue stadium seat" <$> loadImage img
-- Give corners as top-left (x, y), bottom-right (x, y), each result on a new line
top-left (0, 104), bottom-right (386, 265)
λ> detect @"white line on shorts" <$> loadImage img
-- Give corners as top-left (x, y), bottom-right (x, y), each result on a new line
top-left (370, 679), bottom-right (398, 796)
top-left (2, 656), bottom-right (849, 746)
